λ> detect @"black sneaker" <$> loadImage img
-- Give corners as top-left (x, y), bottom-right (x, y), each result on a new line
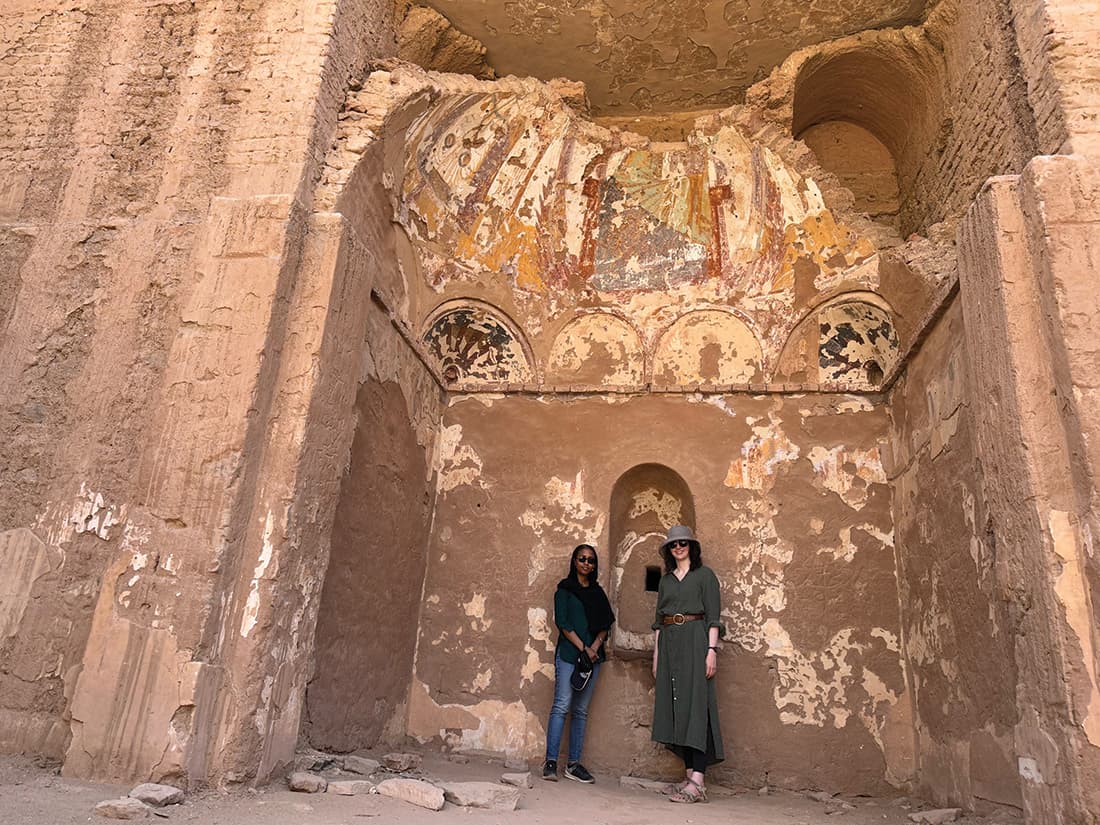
top-left (542, 760), bottom-right (558, 781)
top-left (564, 762), bottom-right (595, 784)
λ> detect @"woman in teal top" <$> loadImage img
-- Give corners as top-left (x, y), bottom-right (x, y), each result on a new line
top-left (542, 544), bottom-right (615, 784)
top-left (651, 525), bottom-right (724, 803)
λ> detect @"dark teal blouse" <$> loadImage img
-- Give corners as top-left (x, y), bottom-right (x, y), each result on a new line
top-left (553, 586), bottom-right (610, 665)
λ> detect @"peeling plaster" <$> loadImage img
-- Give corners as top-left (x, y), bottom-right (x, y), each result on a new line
top-left (818, 523), bottom-right (894, 562)
top-left (0, 528), bottom-right (54, 637)
top-left (1048, 509), bottom-right (1100, 745)
top-left (462, 593), bottom-right (492, 631)
top-left (434, 424), bottom-right (486, 492)
top-left (761, 618), bottom-right (901, 749)
top-left (807, 444), bottom-right (886, 510)
top-left (408, 677), bottom-right (544, 756)
top-left (519, 471), bottom-right (605, 586)
top-left (629, 487), bottom-right (682, 529)
top-left (240, 509), bottom-right (277, 639)
top-left (35, 483), bottom-right (125, 547)
top-left (725, 414), bottom-right (800, 492)
top-left (521, 607), bottom-right (555, 687)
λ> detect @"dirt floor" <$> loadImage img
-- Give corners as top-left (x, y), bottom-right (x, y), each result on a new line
top-left (0, 752), bottom-right (1019, 825)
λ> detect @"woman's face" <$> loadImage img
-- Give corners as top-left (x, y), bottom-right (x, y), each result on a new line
top-left (574, 548), bottom-right (597, 577)
top-left (668, 539), bottom-right (691, 562)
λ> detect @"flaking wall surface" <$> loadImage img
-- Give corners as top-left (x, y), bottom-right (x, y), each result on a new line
top-left (410, 393), bottom-right (913, 791)
top-left (888, 301), bottom-right (1021, 811)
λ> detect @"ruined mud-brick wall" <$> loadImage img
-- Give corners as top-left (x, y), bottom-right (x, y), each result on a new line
top-left (887, 302), bottom-right (1021, 811)
top-left (1009, 0), bottom-right (1100, 156)
top-left (748, 0), bottom-right (1040, 237)
top-left (303, 294), bottom-right (444, 753)
top-left (303, 134), bottom-right (447, 753)
top-left (956, 161), bottom-right (1100, 824)
top-left (409, 393), bottom-right (911, 792)
top-left (0, 0), bottom-right (401, 784)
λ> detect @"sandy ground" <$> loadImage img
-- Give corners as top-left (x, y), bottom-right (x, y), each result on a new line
top-left (0, 752), bottom-right (1018, 825)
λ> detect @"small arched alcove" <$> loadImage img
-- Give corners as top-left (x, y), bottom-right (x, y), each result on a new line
top-left (608, 464), bottom-right (696, 656)
top-left (791, 41), bottom-right (945, 234)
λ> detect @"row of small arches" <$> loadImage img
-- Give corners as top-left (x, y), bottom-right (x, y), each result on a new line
top-left (420, 294), bottom-right (900, 389)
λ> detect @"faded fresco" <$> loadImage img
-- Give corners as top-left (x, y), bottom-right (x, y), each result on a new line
top-left (369, 73), bottom-right (926, 391)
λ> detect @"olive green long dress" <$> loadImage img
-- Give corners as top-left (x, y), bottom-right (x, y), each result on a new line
top-left (651, 565), bottom-right (725, 764)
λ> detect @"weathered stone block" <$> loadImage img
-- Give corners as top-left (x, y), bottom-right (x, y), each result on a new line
top-left (128, 783), bottom-right (184, 806)
top-left (382, 752), bottom-right (422, 772)
top-left (343, 755), bottom-right (381, 775)
top-left (327, 779), bottom-right (374, 795)
top-left (377, 778), bottom-right (445, 810)
top-left (288, 771), bottom-right (328, 793)
top-left (501, 771), bottom-right (532, 788)
top-left (439, 781), bottom-right (522, 810)
top-left (94, 798), bottom-right (151, 819)
top-left (294, 750), bottom-right (341, 772)
top-left (908, 810), bottom-right (961, 824)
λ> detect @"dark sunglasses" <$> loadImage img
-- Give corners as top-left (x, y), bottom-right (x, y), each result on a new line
top-left (670, 540), bottom-right (691, 548)
top-left (576, 556), bottom-right (596, 564)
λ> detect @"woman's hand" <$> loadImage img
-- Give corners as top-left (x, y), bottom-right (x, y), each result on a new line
top-left (585, 645), bottom-right (598, 662)
top-left (705, 648), bottom-right (717, 679)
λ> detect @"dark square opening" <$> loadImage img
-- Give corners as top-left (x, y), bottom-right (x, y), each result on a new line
top-left (645, 566), bottom-right (661, 592)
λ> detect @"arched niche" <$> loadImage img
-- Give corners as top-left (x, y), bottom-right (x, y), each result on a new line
top-left (421, 300), bottom-right (534, 385)
top-left (652, 309), bottom-right (763, 385)
top-left (799, 121), bottom-right (899, 222)
top-left (546, 313), bottom-right (644, 386)
top-left (791, 41), bottom-right (945, 234)
top-left (608, 464), bottom-right (696, 655)
top-left (775, 293), bottom-right (899, 389)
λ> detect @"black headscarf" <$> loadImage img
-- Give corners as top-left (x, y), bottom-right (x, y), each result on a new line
top-left (554, 550), bottom-right (616, 638)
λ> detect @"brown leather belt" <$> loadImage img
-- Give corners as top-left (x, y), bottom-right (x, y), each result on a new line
top-left (661, 613), bottom-right (705, 626)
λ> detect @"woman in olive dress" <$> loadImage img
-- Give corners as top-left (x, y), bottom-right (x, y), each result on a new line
top-left (651, 524), bottom-right (724, 803)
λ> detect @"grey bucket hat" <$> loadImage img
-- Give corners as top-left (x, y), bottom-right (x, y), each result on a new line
top-left (661, 524), bottom-right (699, 551)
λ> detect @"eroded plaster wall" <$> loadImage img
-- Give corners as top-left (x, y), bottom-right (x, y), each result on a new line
top-left (304, 298), bottom-right (444, 752)
top-left (888, 302), bottom-right (1021, 811)
top-left (957, 160), bottom-right (1100, 825)
top-left (409, 392), bottom-right (913, 793)
top-left (0, 0), bottom-right (399, 785)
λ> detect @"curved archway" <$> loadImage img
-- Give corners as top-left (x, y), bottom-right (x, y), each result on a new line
top-left (791, 40), bottom-right (945, 234)
top-left (652, 309), bottom-right (763, 385)
top-left (775, 292), bottom-right (899, 388)
top-left (421, 299), bottom-right (535, 385)
top-left (546, 312), bottom-right (645, 386)
top-left (607, 464), bottom-right (696, 655)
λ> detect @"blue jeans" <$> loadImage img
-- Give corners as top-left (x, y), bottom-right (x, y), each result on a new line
top-left (545, 652), bottom-right (601, 763)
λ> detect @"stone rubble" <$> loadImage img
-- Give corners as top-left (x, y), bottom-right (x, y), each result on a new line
top-left (439, 780), bottom-right (522, 811)
top-left (376, 777), bottom-right (446, 810)
top-left (908, 809), bottom-right (962, 824)
top-left (288, 771), bottom-right (328, 793)
top-left (94, 798), bottom-right (152, 820)
top-left (343, 755), bottom-right (382, 775)
top-left (383, 752), bottom-right (423, 772)
top-left (327, 779), bottom-right (374, 795)
top-left (294, 750), bottom-right (342, 773)
top-left (128, 783), bottom-right (185, 807)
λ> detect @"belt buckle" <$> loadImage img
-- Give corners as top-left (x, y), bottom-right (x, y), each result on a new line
top-left (672, 613), bottom-right (686, 625)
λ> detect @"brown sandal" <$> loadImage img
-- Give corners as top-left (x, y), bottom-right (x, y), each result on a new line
top-left (661, 779), bottom-right (690, 796)
top-left (668, 779), bottom-right (707, 803)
